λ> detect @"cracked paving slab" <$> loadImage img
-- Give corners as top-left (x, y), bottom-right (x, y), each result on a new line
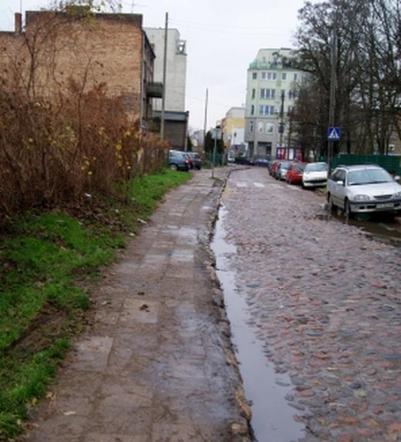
top-left (21, 169), bottom-right (250, 442)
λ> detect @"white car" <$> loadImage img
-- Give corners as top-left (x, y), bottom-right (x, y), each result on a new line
top-left (327, 164), bottom-right (401, 217)
top-left (302, 162), bottom-right (328, 187)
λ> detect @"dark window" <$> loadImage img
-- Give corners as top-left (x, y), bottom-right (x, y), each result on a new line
top-left (252, 72), bottom-right (257, 80)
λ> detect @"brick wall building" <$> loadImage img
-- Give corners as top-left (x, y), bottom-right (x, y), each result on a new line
top-left (0, 9), bottom-right (162, 127)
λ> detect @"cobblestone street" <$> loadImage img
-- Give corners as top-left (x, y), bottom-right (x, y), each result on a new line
top-left (219, 167), bottom-right (401, 442)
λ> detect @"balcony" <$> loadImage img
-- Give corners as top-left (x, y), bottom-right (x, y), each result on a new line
top-left (146, 82), bottom-right (163, 98)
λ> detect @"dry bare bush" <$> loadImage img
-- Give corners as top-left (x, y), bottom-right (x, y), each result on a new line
top-left (0, 5), bottom-right (169, 225)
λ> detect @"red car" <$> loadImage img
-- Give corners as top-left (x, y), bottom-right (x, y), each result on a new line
top-left (286, 162), bottom-right (306, 185)
top-left (270, 160), bottom-right (281, 178)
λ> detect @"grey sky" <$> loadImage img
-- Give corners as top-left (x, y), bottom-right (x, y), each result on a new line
top-left (0, 0), bottom-right (307, 130)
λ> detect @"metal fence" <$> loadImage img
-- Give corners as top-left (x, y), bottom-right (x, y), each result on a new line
top-left (331, 154), bottom-right (401, 175)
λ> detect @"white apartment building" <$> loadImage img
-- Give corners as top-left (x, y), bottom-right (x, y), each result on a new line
top-left (145, 28), bottom-right (187, 112)
top-left (244, 48), bottom-right (306, 159)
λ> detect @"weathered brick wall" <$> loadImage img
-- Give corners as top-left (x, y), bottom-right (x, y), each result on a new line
top-left (0, 12), bottom-right (147, 117)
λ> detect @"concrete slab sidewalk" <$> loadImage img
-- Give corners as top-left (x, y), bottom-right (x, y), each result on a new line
top-left (22, 169), bottom-right (251, 442)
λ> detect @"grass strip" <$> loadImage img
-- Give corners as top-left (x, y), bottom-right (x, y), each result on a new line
top-left (0, 168), bottom-right (191, 439)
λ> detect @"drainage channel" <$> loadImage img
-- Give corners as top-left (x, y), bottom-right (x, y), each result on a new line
top-left (211, 204), bottom-right (305, 442)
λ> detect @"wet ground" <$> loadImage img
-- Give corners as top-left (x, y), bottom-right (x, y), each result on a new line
top-left (216, 167), bottom-right (401, 442)
top-left (21, 169), bottom-right (250, 442)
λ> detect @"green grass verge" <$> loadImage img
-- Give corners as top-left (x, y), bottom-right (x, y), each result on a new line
top-left (0, 168), bottom-right (191, 439)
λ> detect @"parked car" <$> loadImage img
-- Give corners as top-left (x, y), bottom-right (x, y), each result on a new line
top-left (270, 160), bottom-right (281, 178)
top-left (227, 152), bottom-right (236, 163)
top-left (277, 160), bottom-right (292, 180)
top-left (187, 152), bottom-right (202, 170)
top-left (286, 162), bottom-right (305, 185)
top-left (183, 153), bottom-right (193, 169)
top-left (327, 164), bottom-right (401, 217)
top-left (168, 150), bottom-right (190, 171)
top-left (302, 162), bottom-right (328, 187)
top-left (255, 158), bottom-right (270, 168)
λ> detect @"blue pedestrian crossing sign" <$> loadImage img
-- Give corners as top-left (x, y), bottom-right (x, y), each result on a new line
top-left (327, 127), bottom-right (341, 141)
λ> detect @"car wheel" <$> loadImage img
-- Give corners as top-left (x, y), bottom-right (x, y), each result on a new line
top-left (170, 164), bottom-right (178, 171)
top-left (344, 199), bottom-right (352, 219)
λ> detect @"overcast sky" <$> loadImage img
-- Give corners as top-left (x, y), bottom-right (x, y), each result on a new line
top-left (0, 0), bottom-right (307, 130)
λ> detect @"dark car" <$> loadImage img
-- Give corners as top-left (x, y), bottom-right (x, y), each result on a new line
top-left (168, 150), bottom-right (190, 171)
top-left (187, 152), bottom-right (202, 170)
top-left (255, 158), bottom-right (270, 168)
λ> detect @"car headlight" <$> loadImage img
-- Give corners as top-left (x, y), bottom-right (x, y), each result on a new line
top-left (393, 191), bottom-right (401, 199)
top-left (353, 194), bottom-right (371, 201)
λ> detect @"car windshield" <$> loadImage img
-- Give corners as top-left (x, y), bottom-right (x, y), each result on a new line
top-left (280, 161), bottom-right (291, 168)
top-left (347, 168), bottom-right (393, 186)
top-left (305, 163), bottom-right (328, 172)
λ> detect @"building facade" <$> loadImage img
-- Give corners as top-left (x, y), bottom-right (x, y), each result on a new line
top-left (222, 107), bottom-right (245, 147)
top-left (0, 10), bottom-right (161, 127)
top-left (145, 27), bottom-right (188, 149)
top-left (244, 48), bottom-right (306, 159)
top-left (145, 28), bottom-right (187, 112)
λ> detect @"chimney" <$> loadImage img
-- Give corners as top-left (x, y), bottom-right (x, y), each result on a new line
top-left (15, 13), bottom-right (22, 34)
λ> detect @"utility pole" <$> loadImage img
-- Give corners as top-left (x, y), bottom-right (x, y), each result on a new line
top-left (211, 125), bottom-right (220, 179)
top-left (203, 88), bottom-right (208, 153)
top-left (160, 12), bottom-right (168, 139)
top-left (328, 9), bottom-right (338, 172)
top-left (279, 90), bottom-right (285, 157)
top-left (287, 109), bottom-right (293, 158)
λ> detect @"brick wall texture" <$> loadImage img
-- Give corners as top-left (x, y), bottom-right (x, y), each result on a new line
top-left (0, 11), bottom-right (152, 119)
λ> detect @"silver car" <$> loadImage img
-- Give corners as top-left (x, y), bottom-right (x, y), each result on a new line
top-left (327, 164), bottom-right (401, 217)
top-left (302, 162), bottom-right (328, 187)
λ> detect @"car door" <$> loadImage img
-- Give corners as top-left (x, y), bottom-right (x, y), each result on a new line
top-left (334, 169), bottom-right (347, 207)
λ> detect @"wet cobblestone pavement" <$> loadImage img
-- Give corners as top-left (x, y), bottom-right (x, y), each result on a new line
top-left (220, 167), bottom-right (401, 442)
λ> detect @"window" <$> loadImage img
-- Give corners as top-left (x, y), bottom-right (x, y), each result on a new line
top-left (266, 123), bottom-right (274, 133)
top-left (294, 73), bottom-right (298, 81)
top-left (262, 72), bottom-right (267, 80)
top-left (251, 105), bottom-right (255, 115)
top-left (249, 121), bottom-right (254, 132)
top-left (259, 105), bottom-right (275, 116)
top-left (258, 122), bottom-right (264, 132)
top-left (260, 89), bottom-right (275, 100)
top-left (252, 72), bottom-right (257, 80)
top-left (272, 72), bottom-right (277, 80)
top-left (267, 72), bottom-right (272, 80)
top-left (288, 90), bottom-right (297, 100)
top-left (252, 88), bottom-right (255, 99)
top-left (282, 72), bottom-right (287, 80)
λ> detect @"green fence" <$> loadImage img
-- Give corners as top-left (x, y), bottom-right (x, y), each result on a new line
top-left (203, 152), bottom-right (225, 168)
top-left (332, 154), bottom-right (401, 175)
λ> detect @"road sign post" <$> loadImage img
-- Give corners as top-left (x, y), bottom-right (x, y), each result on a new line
top-left (327, 127), bottom-right (341, 173)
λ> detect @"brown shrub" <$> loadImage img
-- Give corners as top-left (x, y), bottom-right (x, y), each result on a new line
top-left (0, 83), bottom-right (168, 224)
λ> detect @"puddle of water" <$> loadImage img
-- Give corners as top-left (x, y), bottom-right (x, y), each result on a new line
top-left (317, 207), bottom-right (401, 245)
top-left (212, 205), bottom-right (305, 442)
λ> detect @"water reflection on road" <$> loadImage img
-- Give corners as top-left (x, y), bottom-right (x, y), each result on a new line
top-left (212, 205), bottom-right (305, 442)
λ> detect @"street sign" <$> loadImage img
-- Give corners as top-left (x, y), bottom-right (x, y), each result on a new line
top-left (211, 128), bottom-right (222, 140)
top-left (327, 127), bottom-right (341, 141)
